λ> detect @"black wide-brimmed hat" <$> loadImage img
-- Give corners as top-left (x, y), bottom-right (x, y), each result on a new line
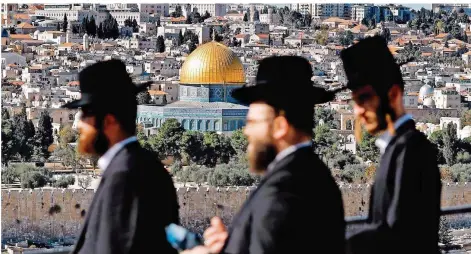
top-left (231, 55), bottom-right (335, 109)
top-left (61, 59), bottom-right (152, 110)
top-left (340, 35), bottom-right (404, 94)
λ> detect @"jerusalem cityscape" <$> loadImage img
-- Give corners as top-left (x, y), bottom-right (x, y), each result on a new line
top-left (1, 2), bottom-right (471, 253)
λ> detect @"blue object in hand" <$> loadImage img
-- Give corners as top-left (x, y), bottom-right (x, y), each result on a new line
top-left (166, 223), bottom-right (203, 251)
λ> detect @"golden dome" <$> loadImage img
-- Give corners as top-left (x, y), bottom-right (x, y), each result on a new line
top-left (180, 41), bottom-right (245, 85)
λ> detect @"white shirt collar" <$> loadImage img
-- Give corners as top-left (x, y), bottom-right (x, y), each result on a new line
top-left (267, 140), bottom-right (312, 173)
top-left (375, 114), bottom-right (413, 154)
top-left (97, 136), bottom-right (138, 171)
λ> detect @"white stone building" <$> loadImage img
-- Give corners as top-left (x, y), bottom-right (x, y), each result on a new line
top-left (433, 87), bottom-right (462, 109)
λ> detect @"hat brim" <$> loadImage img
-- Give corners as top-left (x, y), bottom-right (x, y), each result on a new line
top-left (232, 84), bottom-right (338, 106)
top-left (61, 96), bottom-right (93, 109)
top-left (61, 81), bottom-right (153, 109)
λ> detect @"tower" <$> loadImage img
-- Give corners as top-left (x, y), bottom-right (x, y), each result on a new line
top-left (267, 7), bottom-right (273, 24)
top-left (249, 5), bottom-right (255, 22)
top-left (83, 33), bottom-right (89, 50)
top-left (66, 25), bottom-right (71, 43)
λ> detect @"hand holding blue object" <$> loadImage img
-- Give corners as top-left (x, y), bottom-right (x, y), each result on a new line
top-left (166, 223), bottom-right (203, 251)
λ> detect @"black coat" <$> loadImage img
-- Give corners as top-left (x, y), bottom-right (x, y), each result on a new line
top-left (347, 119), bottom-right (442, 254)
top-left (222, 146), bottom-right (346, 254)
top-left (71, 141), bottom-right (180, 254)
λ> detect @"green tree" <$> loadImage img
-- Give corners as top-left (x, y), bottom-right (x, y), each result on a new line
top-left (149, 119), bottom-right (185, 160)
top-left (230, 128), bottom-right (248, 154)
top-left (53, 145), bottom-right (82, 170)
top-left (136, 124), bottom-right (152, 150)
top-left (339, 164), bottom-right (365, 183)
top-left (81, 16), bottom-right (88, 34)
top-left (439, 216), bottom-right (453, 248)
top-left (203, 132), bottom-right (235, 167)
top-left (53, 175), bottom-right (75, 188)
top-left (136, 90), bottom-right (151, 105)
top-left (201, 11), bottom-right (211, 22)
top-left (58, 124), bottom-right (78, 146)
top-left (188, 40), bottom-right (197, 53)
top-left (429, 130), bottom-right (446, 164)
top-left (313, 124), bottom-right (341, 163)
top-left (62, 13), bottom-right (68, 32)
top-left (97, 22), bottom-right (104, 39)
top-left (253, 10), bottom-right (260, 22)
top-left (88, 16), bottom-right (97, 37)
top-left (33, 111), bottom-right (54, 161)
top-left (1, 166), bottom-right (21, 184)
top-left (328, 150), bottom-right (359, 170)
top-left (443, 122), bottom-right (459, 166)
top-left (171, 5), bottom-right (183, 18)
top-left (78, 175), bottom-right (92, 189)
top-left (156, 35), bottom-right (165, 53)
top-left (132, 18), bottom-right (139, 33)
top-left (12, 109), bottom-right (35, 161)
top-left (356, 128), bottom-right (380, 163)
top-left (243, 12), bottom-right (248, 22)
top-left (461, 110), bottom-right (471, 126)
top-left (207, 157), bottom-right (257, 187)
top-left (2, 107), bottom-right (17, 165)
top-left (314, 107), bottom-right (338, 129)
top-left (180, 131), bottom-right (206, 164)
top-left (20, 169), bottom-right (51, 189)
top-left (178, 30), bottom-right (184, 46)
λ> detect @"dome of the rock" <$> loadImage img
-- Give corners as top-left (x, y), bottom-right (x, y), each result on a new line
top-left (180, 41), bottom-right (245, 85)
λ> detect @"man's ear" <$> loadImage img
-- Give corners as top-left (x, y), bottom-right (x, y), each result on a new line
top-left (388, 84), bottom-right (403, 106)
top-left (272, 115), bottom-right (289, 140)
top-left (103, 114), bottom-right (118, 129)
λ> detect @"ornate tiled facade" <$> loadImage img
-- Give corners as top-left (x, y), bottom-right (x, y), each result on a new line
top-left (179, 84), bottom-right (243, 104)
top-left (137, 102), bottom-right (248, 133)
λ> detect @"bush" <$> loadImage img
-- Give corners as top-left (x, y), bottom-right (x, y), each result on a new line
top-left (78, 175), bottom-right (92, 189)
top-left (191, 167), bottom-right (212, 185)
top-left (440, 166), bottom-right (453, 182)
top-left (53, 175), bottom-right (75, 188)
top-left (1, 166), bottom-right (21, 184)
top-left (327, 151), bottom-right (358, 170)
top-left (170, 160), bottom-right (183, 176)
top-left (207, 160), bottom-right (258, 187)
top-left (21, 171), bottom-right (49, 189)
top-left (457, 152), bottom-right (471, 164)
top-left (339, 164), bottom-right (366, 183)
top-left (450, 163), bottom-right (471, 182)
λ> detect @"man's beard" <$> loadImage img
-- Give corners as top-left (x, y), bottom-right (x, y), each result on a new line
top-left (93, 130), bottom-right (109, 156)
top-left (248, 141), bottom-right (278, 174)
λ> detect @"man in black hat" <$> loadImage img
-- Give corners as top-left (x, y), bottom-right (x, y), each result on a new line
top-left (340, 36), bottom-right (441, 254)
top-left (182, 56), bottom-right (345, 254)
top-left (63, 60), bottom-right (180, 254)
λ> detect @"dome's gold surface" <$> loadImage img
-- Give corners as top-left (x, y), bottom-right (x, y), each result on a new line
top-left (180, 41), bottom-right (245, 85)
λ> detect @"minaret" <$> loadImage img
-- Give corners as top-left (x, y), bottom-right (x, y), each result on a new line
top-left (267, 7), bottom-right (273, 24)
top-left (66, 25), bottom-right (72, 43)
top-left (83, 33), bottom-right (89, 50)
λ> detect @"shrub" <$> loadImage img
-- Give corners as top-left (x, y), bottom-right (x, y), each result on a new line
top-left (21, 171), bottom-right (49, 189)
top-left (450, 163), bottom-right (471, 182)
top-left (53, 175), bottom-right (75, 188)
top-left (340, 164), bottom-right (366, 183)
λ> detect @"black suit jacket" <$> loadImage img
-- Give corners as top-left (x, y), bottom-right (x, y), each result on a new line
top-left (222, 146), bottom-right (345, 254)
top-left (347, 119), bottom-right (442, 254)
top-left (72, 141), bottom-right (180, 254)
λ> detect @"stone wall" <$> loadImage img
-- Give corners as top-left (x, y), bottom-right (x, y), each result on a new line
top-left (2, 183), bottom-right (471, 240)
